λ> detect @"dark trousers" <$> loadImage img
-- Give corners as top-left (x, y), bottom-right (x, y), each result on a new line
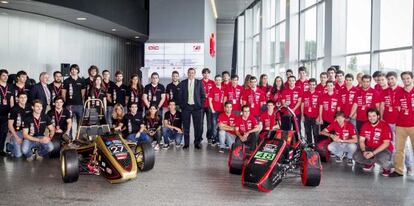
top-left (235, 132), bottom-right (259, 151)
top-left (356, 120), bottom-right (365, 135)
top-left (316, 121), bottom-right (331, 142)
top-left (183, 105), bottom-right (204, 146)
top-left (203, 107), bottom-right (213, 140)
top-left (304, 116), bottom-right (318, 144)
top-left (0, 116), bottom-right (8, 152)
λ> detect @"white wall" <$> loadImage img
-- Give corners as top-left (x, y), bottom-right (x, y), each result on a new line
top-left (0, 8), bottom-right (140, 81)
top-left (204, 0), bottom-right (217, 76)
top-left (216, 22), bottom-right (234, 75)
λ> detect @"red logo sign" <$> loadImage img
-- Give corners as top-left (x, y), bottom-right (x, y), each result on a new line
top-left (148, 45), bottom-right (159, 50)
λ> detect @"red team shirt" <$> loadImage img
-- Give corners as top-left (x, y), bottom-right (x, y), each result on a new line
top-left (221, 81), bottom-right (231, 93)
top-left (339, 86), bottom-right (358, 117)
top-left (318, 92), bottom-right (341, 123)
top-left (360, 120), bottom-right (393, 152)
top-left (218, 113), bottom-right (237, 135)
top-left (208, 86), bottom-right (224, 112)
top-left (260, 111), bottom-right (277, 131)
top-left (202, 79), bottom-right (215, 108)
top-left (315, 83), bottom-right (327, 94)
top-left (325, 120), bottom-right (356, 140)
top-left (302, 90), bottom-right (320, 118)
top-left (335, 82), bottom-right (346, 92)
top-left (281, 86), bottom-right (303, 115)
top-left (354, 88), bottom-right (381, 122)
top-left (235, 115), bottom-right (258, 136)
top-left (242, 88), bottom-right (266, 116)
top-left (382, 86), bottom-right (401, 124)
top-left (257, 85), bottom-right (273, 101)
top-left (296, 79), bottom-right (310, 92)
top-left (224, 85), bottom-right (243, 111)
top-left (394, 87), bottom-right (414, 127)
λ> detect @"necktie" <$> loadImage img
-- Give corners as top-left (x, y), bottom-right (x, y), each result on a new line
top-left (188, 80), bottom-right (194, 104)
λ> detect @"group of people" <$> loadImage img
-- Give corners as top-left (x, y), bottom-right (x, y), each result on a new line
top-left (0, 64), bottom-right (413, 178)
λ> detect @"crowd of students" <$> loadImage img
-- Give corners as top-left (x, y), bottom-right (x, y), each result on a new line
top-left (1, 64), bottom-right (413, 178)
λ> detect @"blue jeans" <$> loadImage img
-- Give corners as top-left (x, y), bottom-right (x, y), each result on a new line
top-left (127, 133), bottom-right (151, 143)
top-left (211, 111), bottom-right (220, 143)
top-left (10, 131), bottom-right (24, 157)
top-left (162, 127), bottom-right (183, 145)
top-left (66, 105), bottom-right (84, 139)
top-left (107, 106), bottom-right (113, 128)
top-left (218, 130), bottom-right (236, 149)
top-left (21, 139), bottom-right (54, 157)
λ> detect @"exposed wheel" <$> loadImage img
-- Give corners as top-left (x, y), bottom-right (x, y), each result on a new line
top-left (49, 136), bottom-right (61, 158)
top-left (60, 149), bottom-right (79, 183)
top-left (301, 148), bottom-right (322, 187)
top-left (228, 142), bottom-right (245, 175)
top-left (135, 141), bottom-right (155, 171)
top-left (316, 138), bottom-right (331, 162)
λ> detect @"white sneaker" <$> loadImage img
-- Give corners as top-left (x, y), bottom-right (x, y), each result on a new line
top-left (26, 154), bottom-right (36, 161)
top-left (407, 168), bottom-right (413, 176)
top-left (154, 144), bottom-right (160, 151)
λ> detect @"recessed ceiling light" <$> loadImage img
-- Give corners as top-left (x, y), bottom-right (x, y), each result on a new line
top-left (76, 17), bottom-right (87, 21)
top-left (134, 36), bottom-right (140, 39)
top-left (0, 1), bottom-right (9, 4)
top-left (111, 28), bottom-right (116, 31)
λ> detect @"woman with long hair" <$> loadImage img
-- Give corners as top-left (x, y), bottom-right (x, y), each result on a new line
top-left (140, 105), bottom-right (162, 151)
top-left (87, 75), bottom-right (107, 111)
top-left (271, 76), bottom-right (284, 104)
top-left (258, 74), bottom-right (272, 101)
top-left (111, 103), bottom-right (125, 132)
top-left (125, 74), bottom-right (144, 116)
top-left (242, 74), bottom-right (252, 91)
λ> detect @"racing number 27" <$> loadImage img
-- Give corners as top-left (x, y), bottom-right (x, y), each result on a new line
top-left (254, 151), bottom-right (276, 161)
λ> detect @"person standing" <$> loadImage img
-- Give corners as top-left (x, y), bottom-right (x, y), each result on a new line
top-left (102, 70), bottom-right (116, 126)
top-left (280, 76), bottom-right (302, 130)
top-left (165, 71), bottom-right (181, 110)
top-left (125, 74), bottom-right (144, 116)
top-left (296, 66), bottom-right (310, 92)
top-left (390, 71), bottom-right (414, 177)
top-left (108, 71), bottom-right (128, 112)
top-left (301, 78), bottom-right (320, 144)
top-left (178, 68), bottom-right (206, 149)
top-left (317, 80), bottom-right (341, 130)
top-left (208, 75), bottom-right (225, 145)
top-left (61, 64), bottom-right (85, 138)
top-left (241, 76), bottom-right (266, 120)
top-left (223, 74), bottom-right (243, 115)
top-left (339, 74), bottom-right (358, 120)
top-left (13, 70), bottom-right (31, 104)
top-left (30, 72), bottom-right (52, 112)
top-left (142, 72), bottom-right (165, 114)
top-left (201, 68), bottom-right (215, 144)
top-left (0, 69), bottom-right (14, 156)
top-left (48, 71), bottom-right (63, 109)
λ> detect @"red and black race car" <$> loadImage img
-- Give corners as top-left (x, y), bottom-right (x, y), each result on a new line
top-left (228, 105), bottom-right (322, 192)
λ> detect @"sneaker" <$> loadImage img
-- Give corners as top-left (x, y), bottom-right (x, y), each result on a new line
top-left (363, 164), bottom-right (375, 172)
top-left (347, 159), bottom-right (353, 166)
top-left (382, 169), bottom-right (391, 177)
top-left (389, 171), bottom-right (404, 177)
top-left (211, 141), bottom-right (217, 146)
top-left (153, 144), bottom-right (160, 151)
top-left (407, 168), bottom-right (413, 176)
top-left (208, 139), bottom-right (212, 145)
top-left (335, 156), bottom-right (343, 163)
top-left (162, 144), bottom-right (170, 150)
top-left (35, 151), bottom-right (43, 161)
top-left (26, 154), bottom-right (36, 161)
top-left (219, 148), bottom-right (225, 153)
top-left (175, 144), bottom-right (182, 148)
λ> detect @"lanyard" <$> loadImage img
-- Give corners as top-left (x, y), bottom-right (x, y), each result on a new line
top-left (54, 84), bottom-right (62, 95)
top-left (54, 110), bottom-right (62, 126)
top-left (94, 89), bottom-right (101, 98)
top-left (169, 113), bottom-right (176, 123)
top-left (0, 85), bottom-right (8, 98)
top-left (151, 85), bottom-right (158, 96)
top-left (33, 117), bottom-right (41, 131)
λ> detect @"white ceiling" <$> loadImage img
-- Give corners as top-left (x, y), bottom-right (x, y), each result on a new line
top-left (215, 0), bottom-right (255, 20)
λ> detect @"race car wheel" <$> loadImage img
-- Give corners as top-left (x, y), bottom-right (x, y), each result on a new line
top-left (60, 149), bottom-right (79, 183)
top-left (228, 142), bottom-right (245, 175)
top-left (301, 149), bottom-right (322, 187)
top-left (135, 141), bottom-right (155, 171)
top-left (49, 136), bottom-right (61, 158)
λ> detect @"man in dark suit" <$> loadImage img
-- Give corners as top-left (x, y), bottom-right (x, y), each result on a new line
top-left (178, 68), bottom-right (206, 149)
top-left (30, 72), bottom-right (51, 112)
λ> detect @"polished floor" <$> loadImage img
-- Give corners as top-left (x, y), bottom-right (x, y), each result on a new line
top-left (0, 142), bottom-right (413, 206)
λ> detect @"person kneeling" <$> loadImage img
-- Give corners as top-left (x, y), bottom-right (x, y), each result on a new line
top-left (162, 101), bottom-right (183, 149)
top-left (353, 109), bottom-right (393, 176)
top-left (22, 100), bottom-right (55, 161)
top-left (234, 105), bottom-right (262, 151)
top-left (218, 102), bottom-right (238, 153)
top-left (123, 103), bottom-right (148, 143)
top-left (141, 105), bottom-right (162, 151)
top-left (320, 111), bottom-right (357, 166)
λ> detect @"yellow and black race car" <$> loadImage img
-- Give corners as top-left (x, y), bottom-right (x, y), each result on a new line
top-left (60, 99), bottom-right (155, 183)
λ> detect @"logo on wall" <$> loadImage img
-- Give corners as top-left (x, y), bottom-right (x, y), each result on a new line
top-left (193, 45), bottom-right (201, 51)
top-left (148, 45), bottom-right (159, 50)
top-left (209, 33), bottom-right (215, 57)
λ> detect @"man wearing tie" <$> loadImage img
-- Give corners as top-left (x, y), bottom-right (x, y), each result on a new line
top-left (30, 72), bottom-right (51, 113)
top-left (178, 68), bottom-right (206, 149)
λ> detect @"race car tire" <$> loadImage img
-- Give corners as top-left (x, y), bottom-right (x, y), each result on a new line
top-left (301, 148), bottom-right (322, 187)
top-left (61, 149), bottom-right (79, 183)
top-left (228, 142), bottom-right (245, 175)
top-left (49, 136), bottom-right (61, 158)
top-left (136, 141), bottom-right (155, 171)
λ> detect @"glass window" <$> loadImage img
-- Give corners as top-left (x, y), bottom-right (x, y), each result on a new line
top-left (254, 4), bottom-right (261, 35)
top-left (270, 27), bottom-right (276, 64)
top-left (253, 36), bottom-right (260, 66)
top-left (276, 22), bottom-right (286, 63)
top-left (380, 0), bottom-right (413, 49)
top-left (316, 2), bottom-right (325, 58)
top-left (277, 0), bottom-right (286, 22)
top-left (346, 54), bottom-right (370, 75)
top-left (302, 0), bottom-right (317, 10)
top-left (270, 0), bottom-right (276, 26)
top-left (379, 50), bottom-right (412, 75)
top-left (302, 8), bottom-right (317, 60)
top-left (346, 0), bottom-right (371, 54)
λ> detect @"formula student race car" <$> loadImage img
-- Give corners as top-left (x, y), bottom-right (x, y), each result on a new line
top-left (228, 105), bottom-right (322, 192)
top-left (60, 99), bottom-right (155, 183)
